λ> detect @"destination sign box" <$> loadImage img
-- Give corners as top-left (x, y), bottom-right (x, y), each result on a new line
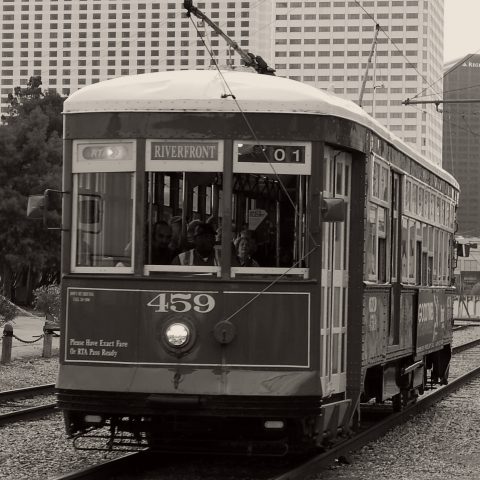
top-left (73, 140), bottom-right (136, 173)
top-left (237, 144), bottom-right (306, 164)
top-left (146, 140), bottom-right (223, 172)
top-left (233, 141), bottom-right (311, 175)
top-left (150, 141), bottom-right (219, 161)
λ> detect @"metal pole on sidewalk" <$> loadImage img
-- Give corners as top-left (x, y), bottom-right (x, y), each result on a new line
top-left (42, 322), bottom-right (53, 358)
top-left (1, 323), bottom-right (13, 364)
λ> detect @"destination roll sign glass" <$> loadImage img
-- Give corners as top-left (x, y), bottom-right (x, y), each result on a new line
top-left (150, 141), bottom-right (219, 161)
top-left (146, 140), bottom-right (223, 172)
top-left (237, 144), bottom-right (306, 164)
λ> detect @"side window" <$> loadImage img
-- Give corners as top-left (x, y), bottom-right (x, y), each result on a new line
top-left (366, 154), bottom-right (390, 283)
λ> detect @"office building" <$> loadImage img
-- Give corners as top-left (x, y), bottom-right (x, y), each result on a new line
top-left (442, 54), bottom-right (480, 236)
top-left (1, 1), bottom-right (444, 164)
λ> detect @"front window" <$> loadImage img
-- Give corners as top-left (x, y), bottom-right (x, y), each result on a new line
top-left (71, 140), bottom-right (136, 273)
top-left (144, 139), bottom-right (224, 275)
top-left (74, 172), bottom-right (134, 271)
top-left (144, 139), bottom-right (310, 278)
top-left (231, 141), bottom-right (310, 277)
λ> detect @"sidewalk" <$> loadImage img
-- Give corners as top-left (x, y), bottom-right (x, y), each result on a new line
top-left (2, 314), bottom-right (60, 360)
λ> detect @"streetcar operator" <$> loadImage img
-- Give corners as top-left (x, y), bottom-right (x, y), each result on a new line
top-left (171, 222), bottom-right (220, 266)
top-left (151, 221), bottom-right (174, 265)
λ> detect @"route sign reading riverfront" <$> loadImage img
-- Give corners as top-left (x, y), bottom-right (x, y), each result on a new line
top-left (150, 141), bottom-right (219, 161)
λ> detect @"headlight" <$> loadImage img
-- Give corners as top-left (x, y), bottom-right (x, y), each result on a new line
top-left (165, 323), bottom-right (190, 347)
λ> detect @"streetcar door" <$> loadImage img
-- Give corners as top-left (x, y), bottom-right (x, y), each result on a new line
top-left (320, 147), bottom-right (351, 395)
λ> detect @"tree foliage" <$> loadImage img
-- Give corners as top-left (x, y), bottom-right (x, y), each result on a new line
top-left (0, 296), bottom-right (17, 326)
top-left (33, 284), bottom-right (60, 321)
top-left (0, 77), bottom-right (65, 303)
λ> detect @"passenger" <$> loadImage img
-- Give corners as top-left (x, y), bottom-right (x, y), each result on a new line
top-left (151, 221), bottom-right (174, 264)
top-left (207, 215), bottom-right (222, 244)
top-left (234, 231), bottom-right (259, 267)
top-left (168, 216), bottom-right (182, 255)
top-left (185, 219), bottom-right (202, 250)
top-left (171, 222), bottom-right (220, 266)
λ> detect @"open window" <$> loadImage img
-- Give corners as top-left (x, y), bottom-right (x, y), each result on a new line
top-left (144, 139), bottom-right (224, 276)
top-left (231, 141), bottom-right (311, 278)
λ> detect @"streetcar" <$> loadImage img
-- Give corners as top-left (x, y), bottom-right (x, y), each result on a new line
top-left (36, 66), bottom-right (459, 454)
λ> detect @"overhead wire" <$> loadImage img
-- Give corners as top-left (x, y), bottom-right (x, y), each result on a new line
top-left (418, 82), bottom-right (480, 99)
top-left (188, 14), bottom-right (322, 322)
top-left (410, 49), bottom-right (480, 101)
top-left (353, 0), bottom-right (443, 102)
top-left (188, 14), bottom-right (319, 247)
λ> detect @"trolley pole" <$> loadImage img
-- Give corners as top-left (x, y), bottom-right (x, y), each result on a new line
top-left (1, 323), bottom-right (13, 364)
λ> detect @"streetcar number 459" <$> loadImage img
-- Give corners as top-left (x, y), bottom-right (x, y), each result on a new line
top-left (147, 293), bottom-right (215, 313)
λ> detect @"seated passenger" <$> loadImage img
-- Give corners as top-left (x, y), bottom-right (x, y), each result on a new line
top-left (168, 215), bottom-right (182, 256)
top-left (234, 231), bottom-right (259, 267)
top-left (186, 219), bottom-right (201, 249)
top-left (207, 215), bottom-right (222, 244)
top-left (172, 222), bottom-right (220, 266)
top-left (151, 221), bottom-right (174, 264)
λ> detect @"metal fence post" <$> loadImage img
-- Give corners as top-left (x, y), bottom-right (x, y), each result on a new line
top-left (42, 322), bottom-right (53, 358)
top-left (1, 323), bottom-right (13, 364)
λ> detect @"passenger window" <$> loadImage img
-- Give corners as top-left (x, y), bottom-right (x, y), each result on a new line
top-left (231, 141), bottom-right (311, 277)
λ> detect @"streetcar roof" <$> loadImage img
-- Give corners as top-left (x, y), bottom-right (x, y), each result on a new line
top-left (64, 69), bottom-right (458, 188)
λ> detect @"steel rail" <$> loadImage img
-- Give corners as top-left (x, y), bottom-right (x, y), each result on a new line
top-left (0, 402), bottom-right (57, 425)
top-left (274, 354), bottom-right (480, 479)
top-left (48, 452), bottom-right (145, 480)
top-left (452, 337), bottom-right (480, 354)
top-left (0, 383), bottom-right (55, 401)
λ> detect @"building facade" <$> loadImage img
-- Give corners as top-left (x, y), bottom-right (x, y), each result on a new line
top-left (442, 54), bottom-right (480, 236)
top-left (1, 0), bottom-right (444, 164)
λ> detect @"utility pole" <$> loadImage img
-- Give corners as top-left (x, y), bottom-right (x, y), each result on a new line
top-left (359, 23), bottom-right (380, 108)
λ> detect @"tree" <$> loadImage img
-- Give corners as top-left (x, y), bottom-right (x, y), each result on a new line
top-left (0, 77), bottom-right (65, 304)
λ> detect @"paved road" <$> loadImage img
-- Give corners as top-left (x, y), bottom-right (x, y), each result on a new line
top-left (2, 314), bottom-right (60, 360)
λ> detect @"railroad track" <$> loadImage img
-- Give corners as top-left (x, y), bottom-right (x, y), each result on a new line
top-left (0, 383), bottom-right (55, 401)
top-left (452, 337), bottom-right (480, 353)
top-left (48, 453), bottom-right (143, 480)
top-left (38, 340), bottom-right (480, 480)
top-left (0, 383), bottom-right (57, 426)
top-left (274, 341), bottom-right (480, 480)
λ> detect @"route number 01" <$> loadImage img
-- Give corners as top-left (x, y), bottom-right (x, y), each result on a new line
top-left (273, 148), bottom-right (301, 163)
top-left (147, 293), bottom-right (215, 314)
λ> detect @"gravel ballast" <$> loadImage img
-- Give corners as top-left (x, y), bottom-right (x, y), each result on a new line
top-left (319, 379), bottom-right (480, 480)
top-left (2, 327), bottom-right (480, 479)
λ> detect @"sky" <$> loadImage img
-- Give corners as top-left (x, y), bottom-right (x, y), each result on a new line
top-left (444, 0), bottom-right (480, 62)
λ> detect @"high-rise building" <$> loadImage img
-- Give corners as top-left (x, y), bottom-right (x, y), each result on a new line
top-left (442, 54), bottom-right (480, 236)
top-left (0, 1), bottom-right (444, 164)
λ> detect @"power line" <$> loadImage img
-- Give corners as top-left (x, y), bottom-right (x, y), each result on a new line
top-left (410, 50), bottom-right (480, 101)
top-left (353, 0), bottom-right (443, 102)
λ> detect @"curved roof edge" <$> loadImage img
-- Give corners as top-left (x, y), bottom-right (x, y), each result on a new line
top-left (64, 70), bottom-right (459, 190)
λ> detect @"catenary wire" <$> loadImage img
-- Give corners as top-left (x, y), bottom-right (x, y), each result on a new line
top-left (353, 0), bottom-right (443, 102)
